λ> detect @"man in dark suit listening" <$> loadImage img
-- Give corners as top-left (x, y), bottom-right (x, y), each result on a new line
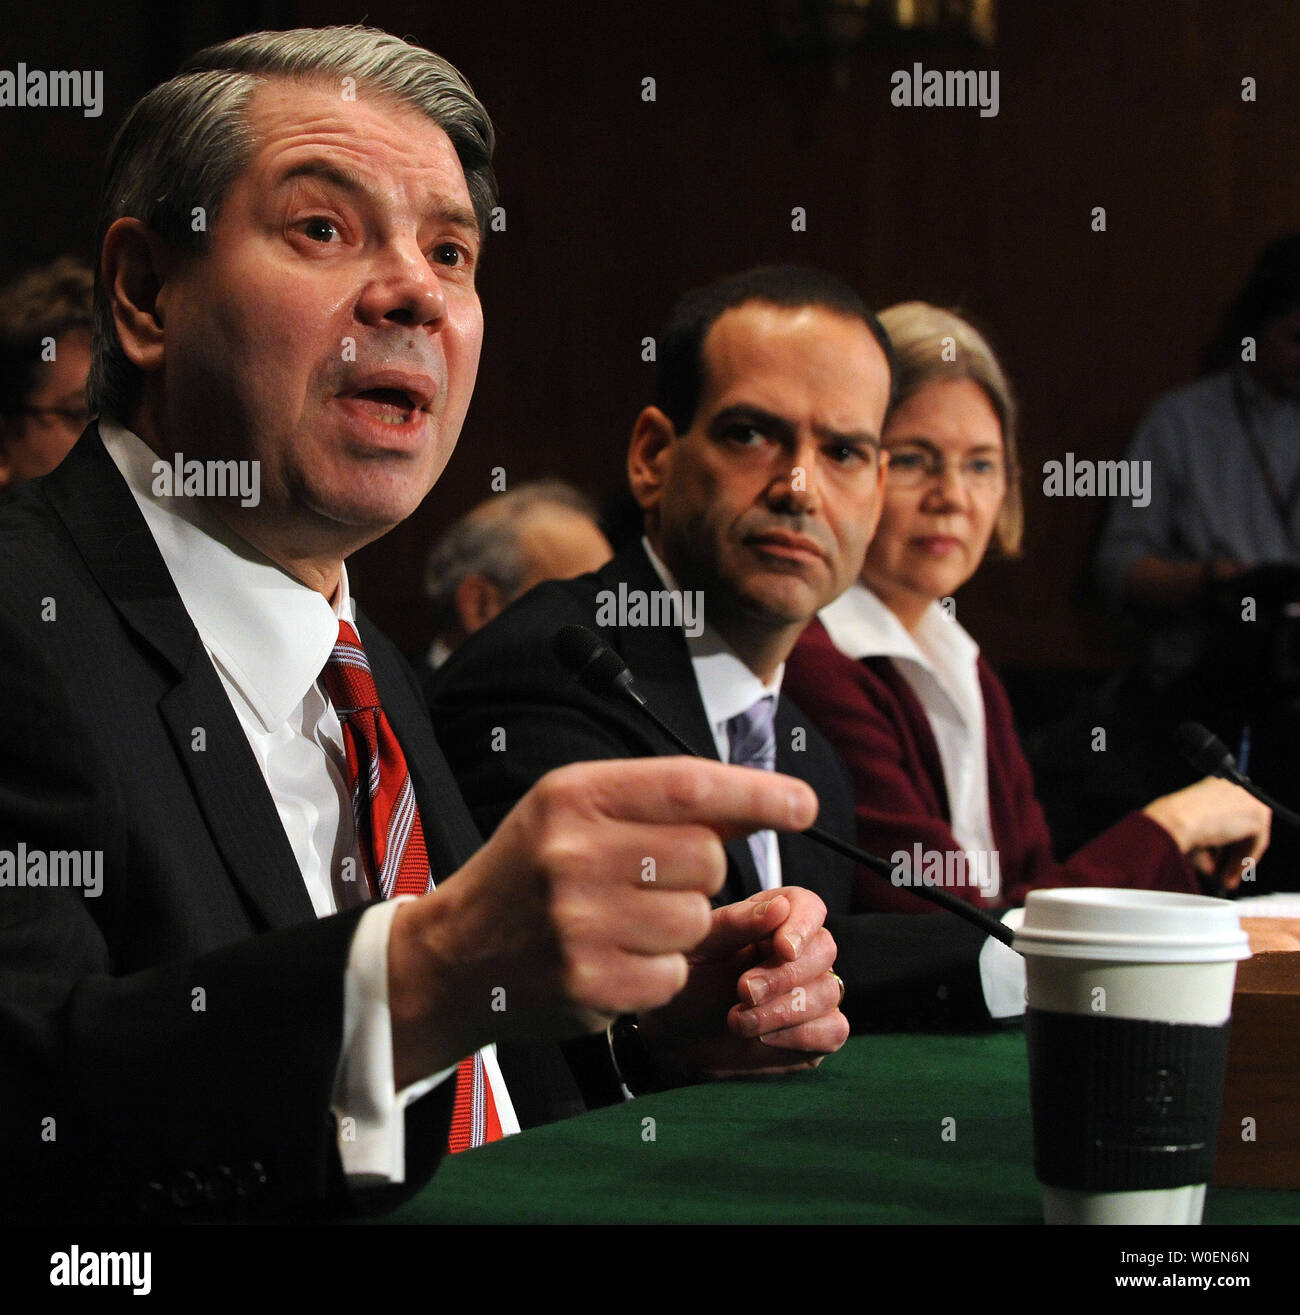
top-left (429, 267), bottom-right (1028, 1036)
top-left (0, 29), bottom-right (847, 1224)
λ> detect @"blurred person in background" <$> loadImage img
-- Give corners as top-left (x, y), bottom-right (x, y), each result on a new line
top-left (1089, 234), bottom-right (1300, 888)
top-left (420, 479), bottom-right (610, 678)
top-left (1096, 231), bottom-right (1300, 692)
top-left (0, 256), bottom-right (93, 491)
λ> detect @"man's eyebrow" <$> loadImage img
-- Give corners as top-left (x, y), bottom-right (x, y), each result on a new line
top-left (711, 404), bottom-right (880, 449)
top-left (273, 160), bottom-right (480, 237)
top-left (710, 404), bottom-right (793, 444)
top-left (275, 159), bottom-right (369, 196)
top-left (435, 202), bottom-right (481, 238)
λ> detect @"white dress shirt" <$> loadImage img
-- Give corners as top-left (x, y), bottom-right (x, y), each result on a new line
top-left (818, 583), bottom-right (1025, 1018)
top-left (425, 638), bottom-right (454, 673)
top-left (99, 420), bottom-right (517, 1185)
top-left (643, 539), bottom-right (783, 887)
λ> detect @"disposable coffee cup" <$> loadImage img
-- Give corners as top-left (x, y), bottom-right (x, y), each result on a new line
top-left (1014, 889), bottom-right (1250, 1225)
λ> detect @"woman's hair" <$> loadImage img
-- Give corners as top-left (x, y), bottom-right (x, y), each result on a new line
top-left (877, 301), bottom-right (1022, 555)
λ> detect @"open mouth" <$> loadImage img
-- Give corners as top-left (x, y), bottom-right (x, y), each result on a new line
top-left (347, 387), bottom-right (420, 426)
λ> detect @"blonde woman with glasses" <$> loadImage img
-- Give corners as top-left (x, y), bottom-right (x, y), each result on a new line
top-left (784, 302), bottom-right (1271, 916)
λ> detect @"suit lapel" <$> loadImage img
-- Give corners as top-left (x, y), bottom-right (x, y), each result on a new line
top-left (602, 544), bottom-right (761, 899)
top-left (773, 696), bottom-right (853, 908)
top-left (44, 428), bottom-right (198, 674)
top-left (606, 545), bottom-right (717, 758)
top-left (774, 697), bottom-right (803, 884)
top-left (44, 426), bottom-right (317, 931)
top-left (723, 838), bottom-right (763, 899)
top-left (158, 665), bottom-right (315, 928)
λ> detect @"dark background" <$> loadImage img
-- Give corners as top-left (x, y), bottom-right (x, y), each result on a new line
top-left (3, 0), bottom-right (1295, 670)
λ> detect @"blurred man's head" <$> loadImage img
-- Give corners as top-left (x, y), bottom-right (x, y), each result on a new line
top-left (426, 481), bottom-right (612, 657)
top-left (1207, 231), bottom-right (1300, 397)
top-left (0, 256), bottom-right (93, 490)
top-left (628, 266), bottom-right (894, 679)
top-left (90, 27), bottom-right (495, 589)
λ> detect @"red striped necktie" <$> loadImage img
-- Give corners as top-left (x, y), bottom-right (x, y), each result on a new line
top-left (321, 620), bottom-right (502, 1152)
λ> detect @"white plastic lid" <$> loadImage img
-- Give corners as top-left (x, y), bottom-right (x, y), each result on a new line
top-left (1013, 888), bottom-right (1250, 963)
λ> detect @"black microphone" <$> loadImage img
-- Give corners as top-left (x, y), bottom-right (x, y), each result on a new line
top-left (554, 623), bottom-right (653, 719)
top-left (1173, 721), bottom-right (1247, 785)
top-left (554, 624), bottom-right (1016, 948)
top-left (1174, 721), bottom-right (1300, 830)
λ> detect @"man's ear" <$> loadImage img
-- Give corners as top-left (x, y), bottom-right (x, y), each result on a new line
top-left (455, 573), bottom-right (506, 637)
top-left (626, 406), bottom-right (677, 518)
top-left (100, 218), bottom-right (177, 376)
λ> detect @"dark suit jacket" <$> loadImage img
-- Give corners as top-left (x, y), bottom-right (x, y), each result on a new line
top-left (785, 618), bottom-right (1198, 913)
top-left (0, 428), bottom-right (579, 1224)
top-left (427, 542), bottom-right (995, 1033)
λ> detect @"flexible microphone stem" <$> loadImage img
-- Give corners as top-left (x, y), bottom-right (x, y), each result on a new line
top-left (1233, 783), bottom-right (1300, 831)
top-left (1175, 721), bottom-right (1300, 830)
top-left (557, 625), bottom-right (1016, 948)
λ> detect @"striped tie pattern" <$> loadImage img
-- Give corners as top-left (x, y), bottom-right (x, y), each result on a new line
top-left (321, 620), bottom-right (501, 1152)
top-left (725, 696), bottom-right (778, 891)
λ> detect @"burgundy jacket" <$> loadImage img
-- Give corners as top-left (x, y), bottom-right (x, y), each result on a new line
top-left (784, 618), bottom-right (1198, 914)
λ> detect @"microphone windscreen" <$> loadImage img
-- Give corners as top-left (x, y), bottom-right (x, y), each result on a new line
top-left (554, 624), bottom-right (629, 696)
top-left (1174, 721), bottom-right (1236, 776)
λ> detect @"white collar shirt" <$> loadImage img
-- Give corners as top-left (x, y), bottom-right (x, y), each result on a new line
top-left (98, 418), bottom-right (517, 1183)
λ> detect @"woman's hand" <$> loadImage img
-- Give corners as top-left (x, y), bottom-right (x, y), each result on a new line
top-left (1142, 777), bottom-right (1271, 891)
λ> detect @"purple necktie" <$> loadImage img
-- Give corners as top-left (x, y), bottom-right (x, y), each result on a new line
top-left (725, 696), bottom-right (777, 890)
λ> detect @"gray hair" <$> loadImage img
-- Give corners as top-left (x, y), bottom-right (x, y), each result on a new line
top-left (426, 481), bottom-right (598, 640)
top-left (88, 25), bottom-right (496, 421)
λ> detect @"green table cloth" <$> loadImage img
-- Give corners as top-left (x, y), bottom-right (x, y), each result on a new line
top-left (384, 1030), bottom-right (1298, 1224)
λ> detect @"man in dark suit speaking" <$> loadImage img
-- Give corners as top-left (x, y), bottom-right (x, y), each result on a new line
top-left (0, 28), bottom-right (848, 1223)
top-left (429, 267), bottom-right (1028, 1037)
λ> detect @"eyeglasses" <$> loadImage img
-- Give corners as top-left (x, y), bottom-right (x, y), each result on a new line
top-left (16, 406), bottom-right (93, 428)
top-left (884, 443), bottom-right (1005, 490)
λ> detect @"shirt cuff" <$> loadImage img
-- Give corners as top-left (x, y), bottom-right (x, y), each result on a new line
top-left (331, 897), bottom-right (456, 1186)
top-left (979, 907), bottom-right (1027, 1020)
